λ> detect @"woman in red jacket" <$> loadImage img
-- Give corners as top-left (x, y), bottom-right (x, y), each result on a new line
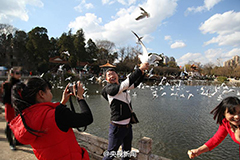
top-left (187, 96), bottom-right (240, 159)
top-left (9, 77), bottom-right (93, 160)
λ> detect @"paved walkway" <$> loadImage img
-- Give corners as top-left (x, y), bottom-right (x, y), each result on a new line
top-left (0, 111), bottom-right (37, 160)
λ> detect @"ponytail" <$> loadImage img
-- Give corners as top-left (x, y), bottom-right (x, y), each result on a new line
top-left (12, 82), bottom-right (31, 113)
top-left (12, 77), bottom-right (51, 136)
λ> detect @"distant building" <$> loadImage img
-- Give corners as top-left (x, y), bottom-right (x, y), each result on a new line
top-left (163, 56), bottom-right (175, 65)
top-left (223, 55), bottom-right (240, 67)
top-left (163, 56), bottom-right (169, 64)
top-left (169, 56), bottom-right (175, 62)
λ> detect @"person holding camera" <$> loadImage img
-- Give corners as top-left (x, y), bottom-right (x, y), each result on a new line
top-left (101, 62), bottom-right (149, 160)
top-left (2, 67), bottom-right (22, 150)
top-left (9, 77), bottom-right (93, 160)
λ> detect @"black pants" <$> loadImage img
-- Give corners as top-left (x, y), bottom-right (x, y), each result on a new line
top-left (103, 123), bottom-right (133, 160)
top-left (5, 122), bottom-right (15, 146)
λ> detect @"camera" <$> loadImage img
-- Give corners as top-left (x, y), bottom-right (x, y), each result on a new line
top-left (68, 82), bottom-right (78, 94)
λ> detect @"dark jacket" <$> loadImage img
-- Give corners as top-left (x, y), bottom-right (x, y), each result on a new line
top-left (3, 77), bottom-right (20, 122)
top-left (102, 68), bottom-right (144, 121)
top-left (3, 77), bottom-right (20, 104)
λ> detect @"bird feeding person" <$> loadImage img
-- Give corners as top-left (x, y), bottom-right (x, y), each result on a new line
top-left (101, 62), bottom-right (149, 160)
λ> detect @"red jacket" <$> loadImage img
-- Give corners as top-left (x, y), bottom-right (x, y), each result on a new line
top-left (4, 103), bottom-right (15, 122)
top-left (9, 102), bottom-right (89, 160)
top-left (205, 118), bottom-right (240, 158)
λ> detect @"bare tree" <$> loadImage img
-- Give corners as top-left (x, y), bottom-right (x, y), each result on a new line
top-left (0, 24), bottom-right (17, 35)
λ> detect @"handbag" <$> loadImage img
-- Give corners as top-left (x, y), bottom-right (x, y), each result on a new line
top-left (125, 92), bottom-right (139, 124)
top-left (130, 112), bottom-right (139, 124)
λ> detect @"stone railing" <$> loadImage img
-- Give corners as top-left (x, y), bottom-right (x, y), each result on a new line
top-left (74, 131), bottom-right (171, 160)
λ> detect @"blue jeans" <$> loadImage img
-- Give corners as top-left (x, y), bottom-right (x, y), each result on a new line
top-left (103, 123), bottom-right (132, 160)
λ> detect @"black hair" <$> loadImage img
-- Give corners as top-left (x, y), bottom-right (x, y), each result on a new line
top-left (12, 77), bottom-right (52, 136)
top-left (106, 68), bottom-right (116, 73)
top-left (105, 68), bottom-right (116, 78)
top-left (8, 66), bottom-right (22, 81)
top-left (210, 96), bottom-right (240, 125)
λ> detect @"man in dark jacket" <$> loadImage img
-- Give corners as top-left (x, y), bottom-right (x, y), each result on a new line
top-left (101, 62), bottom-right (149, 160)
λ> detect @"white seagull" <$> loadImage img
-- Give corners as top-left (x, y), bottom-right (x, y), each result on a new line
top-left (58, 64), bottom-right (64, 72)
top-left (132, 92), bottom-right (137, 97)
top-left (82, 64), bottom-right (88, 72)
top-left (62, 51), bottom-right (70, 57)
top-left (132, 31), bottom-right (162, 65)
top-left (187, 93), bottom-right (194, 99)
top-left (237, 90), bottom-right (240, 96)
top-left (65, 76), bottom-right (72, 81)
top-left (161, 92), bottom-right (166, 96)
top-left (88, 76), bottom-right (95, 81)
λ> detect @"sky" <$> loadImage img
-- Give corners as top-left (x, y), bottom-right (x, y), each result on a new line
top-left (0, 0), bottom-right (240, 67)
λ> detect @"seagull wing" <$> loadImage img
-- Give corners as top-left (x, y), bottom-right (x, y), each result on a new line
top-left (132, 31), bottom-right (148, 63)
top-left (148, 54), bottom-right (162, 65)
top-left (139, 7), bottom-right (150, 18)
top-left (135, 14), bottom-right (145, 20)
top-left (140, 7), bottom-right (146, 12)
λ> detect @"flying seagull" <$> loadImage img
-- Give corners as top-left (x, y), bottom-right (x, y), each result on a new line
top-left (135, 7), bottom-right (150, 20)
top-left (132, 30), bottom-right (149, 63)
top-left (132, 30), bottom-right (162, 65)
top-left (62, 51), bottom-right (70, 56)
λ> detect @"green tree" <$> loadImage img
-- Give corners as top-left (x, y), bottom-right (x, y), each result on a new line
top-left (12, 30), bottom-right (28, 67)
top-left (58, 30), bottom-right (75, 54)
top-left (167, 61), bottom-right (178, 68)
top-left (0, 33), bottom-right (14, 67)
top-left (74, 29), bottom-right (87, 62)
top-left (49, 37), bottom-right (59, 57)
top-left (0, 33), bottom-right (8, 65)
top-left (86, 38), bottom-right (98, 63)
top-left (26, 27), bottom-right (50, 72)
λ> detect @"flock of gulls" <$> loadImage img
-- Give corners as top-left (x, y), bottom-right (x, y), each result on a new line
top-left (130, 80), bottom-right (240, 101)
top-left (50, 71), bottom-right (240, 102)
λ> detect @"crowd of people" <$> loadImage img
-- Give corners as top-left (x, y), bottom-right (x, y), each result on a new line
top-left (0, 62), bottom-right (240, 160)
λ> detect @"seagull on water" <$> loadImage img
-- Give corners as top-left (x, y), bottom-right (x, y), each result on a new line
top-left (161, 92), bottom-right (166, 96)
top-left (132, 92), bottom-right (137, 97)
top-left (152, 90), bottom-right (158, 99)
top-left (237, 90), bottom-right (240, 96)
top-left (88, 76), bottom-right (95, 81)
top-left (135, 7), bottom-right (150, 21)
top-left (187, 93), bottom-right (194, 99)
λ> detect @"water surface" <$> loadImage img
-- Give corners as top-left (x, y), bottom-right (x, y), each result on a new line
top-left (52, 81), bottom-right (240, 160)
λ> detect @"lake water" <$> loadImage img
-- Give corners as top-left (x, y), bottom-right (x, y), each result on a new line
top-left (51, 80), bottom-right (240, 160)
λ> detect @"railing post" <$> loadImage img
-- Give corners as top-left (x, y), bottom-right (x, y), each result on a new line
top-left (138, 137), bottom-right (152, 160)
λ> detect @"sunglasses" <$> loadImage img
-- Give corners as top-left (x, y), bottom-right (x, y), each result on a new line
top-left (14, 71), bottom-right (21, 75)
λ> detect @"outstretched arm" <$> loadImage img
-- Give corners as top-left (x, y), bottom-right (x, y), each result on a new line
top-left (120, 62), bottom-right (149, 91)
top-left (187, 124), bottom-right (228, 159)
top-left (187, 145), bottom-right (209, 159)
